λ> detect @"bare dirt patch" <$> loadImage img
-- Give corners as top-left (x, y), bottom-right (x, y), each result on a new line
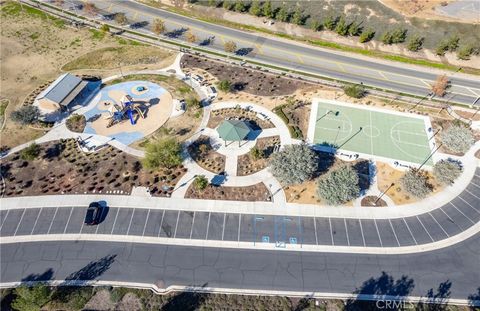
top-left (187, 135), bottom-right (226, 174)
top-left (0, 139), bottom-right (186, 197)
top-left (361, 195), bottom-right (387, 207)
top-left (185, 182), bottom-right (271, 201)
top-left (181, 54), bottom-right (312, 96)
top-left (237, 136), bottom-right (280, 176)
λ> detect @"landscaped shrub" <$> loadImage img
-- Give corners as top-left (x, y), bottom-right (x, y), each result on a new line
top-left (407, 34), bottom-right (425, 52)
top-left (440, 125), bottom-right (474, 154)
top-left (152, 18), bottom-right (166, 35)
top-left (250, 146), bottom-right (264, 160)
top-left (276, 5), bottom-right (290, 22)
top-left (381, 27), bottom-right (407, 44)
top-left (347, 21), bottom-right (362, 36)
top-left (21, 143), bottom-right (40, 161)
top-left (269, 144), bottom-right (318, 185)
top-left (400, 169), bottom-right (432, 199)
top-left (217, 80), bottom-right (232, 92)
top-left (435, 35), bottom-right (459, 55)
top-left (11, 105), bottom-right (40, 125)
top-left (433, 159), bottom-right (462, 185)
top-left (114, 12), bottom-right (128, 25)
top-left (457, 44), bottom-right (479, 60)
top-left (291, 7), bottom-right (305, 25)
top-left (316, 165), bottom-right (360, 205)
top-left (359, 28), bottom-right (375, 43)
top-left (343, 84), bottom-right (365, 98)
top-left (143, 138), bottom-right (182, 169)
top-left (12, 284), bottom-right (51, 311)
top-left (249, 1), bottom-right (262, 16)
top-left (223, 40), bottom-right (237, 53)
top-left (310, 20), bottom-right (322, 31)
top-left (193, 175), bottom-right (209, 190)
top-left (262, 1), bottom-right (274, 18)
top-left (335, 16), bottom-right (349, 36)
top-left (323, 15), bottom-right (338, 31)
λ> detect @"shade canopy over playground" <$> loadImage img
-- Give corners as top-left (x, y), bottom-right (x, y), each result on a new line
top-left (217, 120), bottom-right (251, 142)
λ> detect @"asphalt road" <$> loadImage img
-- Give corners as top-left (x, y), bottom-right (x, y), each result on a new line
top-left (62, 0), bottom-right (480, 106)
top-left (1, 236), bottom-right (479, 302)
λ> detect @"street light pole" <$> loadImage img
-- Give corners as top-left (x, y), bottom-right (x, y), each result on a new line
top-left (375, 183), bottom-right (395, 205)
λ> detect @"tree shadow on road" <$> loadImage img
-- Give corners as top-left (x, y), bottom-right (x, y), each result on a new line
top-left (468, 287), bottom-right (480, 310)
top-left (20, 268), bottom-right (54, 282)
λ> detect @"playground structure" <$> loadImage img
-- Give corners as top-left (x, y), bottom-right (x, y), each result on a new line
top-left (105, 95), bottom-right (145, 128)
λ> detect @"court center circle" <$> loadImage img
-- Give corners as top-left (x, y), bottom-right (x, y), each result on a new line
top-left (361, 125), bottom-right (381, 138)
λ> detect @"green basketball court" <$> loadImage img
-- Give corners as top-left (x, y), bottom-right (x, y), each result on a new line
top-left (309, 101), bottom-right (434, 165)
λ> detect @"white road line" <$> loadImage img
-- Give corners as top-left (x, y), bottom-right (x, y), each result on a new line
top-left (403, 218), bottom-right (418, 245)
top-left (173, 210), bottom-right (180, 238)
top-left (63, 207), bottom-right (74, 234)
top-left (237, 214), bottom-right (241, 242)
top-left (30, 208), bottom-right (43, 235)
top-left (47, 207), bottom-right (59, 235)
top-left (373, 219), bottom-right (383, 247)
top-left (142, 209), bottom-right (151, 237)
top-left (313, 217), bottom-right (318, 245)
top-left (471, 181), bottom-right (480, 189)
top-left (465, 188), bottom-right (480, 200)
top-left (0, 209), bottom-right (10, 231)
top-left (450, 202), bottom-right (475, 225)
top-left (388, 219), bottom-right (401, 247)
top-left (358, 219), bottom-right (366, 247)
top-left (429, 213), bottom-right (449, 238)
top-left (110, 208), bottom-right (120, 235)
top-left (344, 218), bottom-right (350, 246)
top-left (189, 211), bottom-right (196, 239)
top-left (126, 209), bottom-right (135, 235)
top-left (458, 196), bottom-right (480, 214)
top-left (157, 210), bottom-right (165, 237)
top-left (416, 216), bottom-right (434, 242)
top-left (328, 218), bottom-right (334, 246)
top-left (221, 213), bottom-right (226, 241)
top-left (205, 212), bottom-right (211, 240)
top-left (13, 209), bottom-right (26, 237)
top-left (439, 207), bottom-right (459, 230)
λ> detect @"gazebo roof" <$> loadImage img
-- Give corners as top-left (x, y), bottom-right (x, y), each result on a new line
top-left (217, 120), bottom-right (251, 141)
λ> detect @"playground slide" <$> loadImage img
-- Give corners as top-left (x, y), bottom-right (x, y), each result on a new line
top-left (127, 108), bottom-right (135, 125)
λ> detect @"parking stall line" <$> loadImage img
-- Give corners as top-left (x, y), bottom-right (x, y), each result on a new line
top-left (458, 196), bottom-right (480, 214)
top-left (358, 219), bottom-right (366, 247)
top-left (47, 207), bottom-right (59, 235)
top-left (328, 218), bottom-right (334, 246)
top-left (157, 210), bottom-right (166, 237)
top-left (63, 207), bottom-right (74, 234)
top-left (110, 208), bottom-right (120, 235)
top-left (221, 213), bottom-right (226, 241)
top-left (450, 202), bottom-right (475, 224)
top-left (388, 219), bottom-right (401, 247)
top-left (12, 209), bottom-right (26, 237)
top-left (313, 217), bottom-right (318, 245)
top-left (471, 181), bottom-right (480, 189)
top-left (439, 206), bottom-right (460, 227)
top-left (173, 210), bottom-right (180, 238)
top-left (189, 211), bottom-right (196, 239)
top-left (0, 210), bottom-right (10, 231)
top-left (344, 218), bottom-right (350, 246)
top-left (126, 209), bottom-right (136, 235)
top-left (237, 214), bottom-right (241, 242)
top-left (416, 215), bottom-right (434, 242)
top-left (205, 212), bottom-right (211, 239)
top-left (403, 218), bottom-right (418, 245)
top-left (429, 212), bottom-right (449, 238)
top-left (142, 209), bottom-right (151, 237)
top-left (373, 219), bottom-right (383, 247)
top-left (30, 208), bottom-right (42, 235)
top-left (465, 189), bottom-right (480, 200)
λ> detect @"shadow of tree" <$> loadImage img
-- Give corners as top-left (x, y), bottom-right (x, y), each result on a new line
top-left (64, 254), bottom-right (116, 282)
top-left (162, 283), bottom-right (209, 311)
top-left (417, 280), bottom-right (452, 311)
top-left (21, 268), bottom-right (54, 282)
top-left (468, 287), bottom-right (480, 309)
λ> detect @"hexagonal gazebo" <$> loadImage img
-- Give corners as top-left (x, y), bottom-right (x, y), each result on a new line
top-left (217, 120), bottom-right (252, 146)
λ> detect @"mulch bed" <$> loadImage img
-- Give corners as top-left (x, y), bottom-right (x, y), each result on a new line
top-left (180, 54), bottom-right (312, 96)
top-left (361, 196), bottom-right (387, 207)
top-left (185, 182), bottom-right (271, 201)
top-left (237, 136), bottom-right (280, 176)
top-left (0, 139), bottom-right (186, 197)
top-left (207, 107), bottom-right (275, 129)
top-left (187, 135), bottom-right (226, 174)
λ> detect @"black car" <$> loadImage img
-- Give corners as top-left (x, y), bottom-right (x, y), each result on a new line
top-left (84, 202), bottom-right (102, 225)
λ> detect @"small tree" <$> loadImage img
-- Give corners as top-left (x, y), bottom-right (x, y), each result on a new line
top-left (457, 44), bottom-right (478, 60)
top-left (347, 21), bottom-right (361, 36)
top-left (224, 40), bottom-right (237, 53)
top-left (100, 24), bottom-right (110, 33)
top-left (234, 0), bottom-right (246, 12)
top-left (381, 27), bottom-right (407, 44)
top-left (83, 2), bottom-right (97, 16)
top-left (193, 175), bottom-right (209, 190)
top-left (185, 96), bottom-right (201, 110)
top-left (249, 0), bottom-right (262, 16)
top-left (143, 138), bottom-right (182, 169)
top-left (335, 16), bottom-right (349, 36)
top-left (250, 146), bottom-right (264, 160)
top-left (185, 30), bottom-right (197, 43)
top-left (343, 84), bottom-right (365, 98)
top-left (217, 80), bottom-right (232, 92)
top-left (436, 35), bottom-right (460, 56)
top-left (440, 125), bottom-right (474, 154)
top-left (407, 34), bottom-right (424, 52)
top-left (152, 18), bottom-right (166, 35)
top-left (12, 284), bottom-right (52, 311)
top-left (291, 7), bottom-right (305, 25)
top-left (316, 165), bottom-right (360, 205)
top-left (433, 159), bottom-right (462, 186)
top-left (310, 20), bottom-right (322, 31)
top-left (114, 12), bottom-right (128, 25)
top-left (262, 1), bottom-right (274, 19)
top-left (323, 15), bottom-right (337, 31)
top-left (359, 28), bottom-right (375, 43)
top-left (11, 105), bottom-right (40, 125)
top-left (222, 0), bottom-right (234, 10)
top-left (400, 169), bottom-right (432, 199)
top-left (20, 143), bottom-right (40, 161)
top-left (431, 74), bottom-right (449, 97)
top-left (269, 144), bottom-right (319, 185)
top-left (276, 6), bottom-right (290, 22)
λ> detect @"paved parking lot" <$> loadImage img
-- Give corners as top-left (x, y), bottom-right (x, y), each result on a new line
top-left (1, 171), bottom-right (479, 248)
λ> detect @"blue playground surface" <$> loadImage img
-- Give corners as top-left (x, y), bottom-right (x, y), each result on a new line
top-left (83, 81), bottom-right (166, 145)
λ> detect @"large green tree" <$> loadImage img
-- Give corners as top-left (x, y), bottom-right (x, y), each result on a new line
top-left (269, 144), bottom-right (318, 185)
top-left (143, 138), bottom-right (182, 169)
top-left (12, 284), bottom-right (51, 311)
top-left (316, 165), bottom-right (360, 205)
